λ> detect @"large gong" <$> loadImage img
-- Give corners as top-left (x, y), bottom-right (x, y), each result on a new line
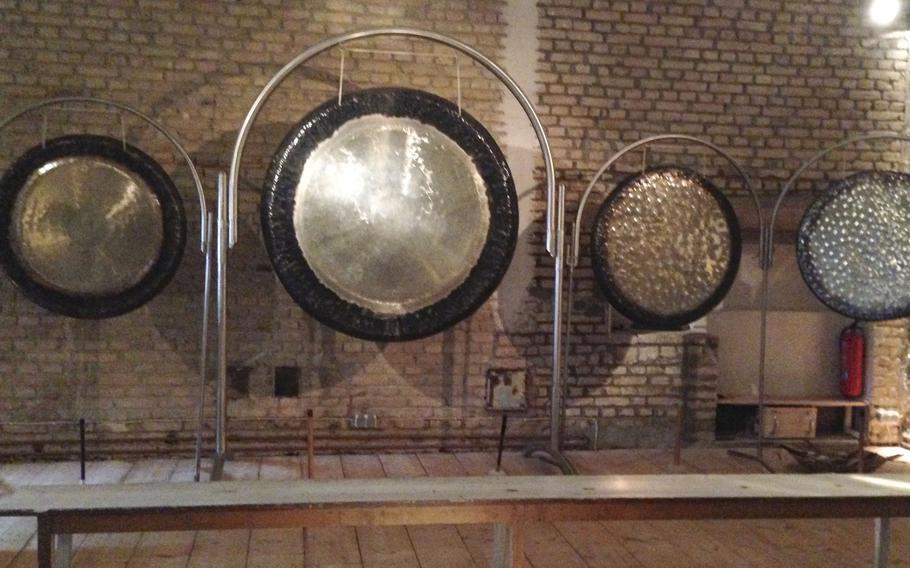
top-left (0, 135), bottom-right (186, 318)
top-left (797, 170), bottom-right (910, 321)
top-left (262, 87), bottom-right (518, 341)
top-left (591, 166), bottom-right (741, 329)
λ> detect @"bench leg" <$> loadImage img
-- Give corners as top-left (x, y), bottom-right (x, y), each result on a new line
top-left (55, 534), bottom-right (72, 568)
top-left (492, 523), bottom-right (524, 568)
top-left (874, 517), bottom-right (890, 568)
top-left (37, 516), bottom-right (53, 568)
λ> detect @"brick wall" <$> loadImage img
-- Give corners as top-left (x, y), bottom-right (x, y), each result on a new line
top-left (0, 0), bottom-right (534, 458)
top-left (536, 0), bottom-right (910, 446)
top-left (1, 0), bottom-right (908, 458)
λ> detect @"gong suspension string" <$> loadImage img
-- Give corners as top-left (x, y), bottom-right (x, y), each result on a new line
top-left (36, 106), bottom-right (127, 148)
top-left (337, 49), bottom-right (345, 105)
top-left (336, 47), bottom-right (463, 112)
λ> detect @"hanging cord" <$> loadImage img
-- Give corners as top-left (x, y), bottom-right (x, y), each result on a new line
top-left (336, 47), bottom-right (463, 113)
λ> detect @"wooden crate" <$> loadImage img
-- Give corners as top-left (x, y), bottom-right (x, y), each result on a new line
top-left (761, 406), bottom-right (817, 439)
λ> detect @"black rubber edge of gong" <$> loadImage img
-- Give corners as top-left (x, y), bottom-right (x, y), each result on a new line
top-left (0, 134), bottom-right (186, 319)
top-left (590, 165), bottom-right (742, 330)
top-left (795, 170), bottom-right (910, 322)
top-left (262, 87), bottom-right (518, 342)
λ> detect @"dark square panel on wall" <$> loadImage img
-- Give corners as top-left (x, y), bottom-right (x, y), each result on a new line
top-left (274, 366), bottom-right (300, 398)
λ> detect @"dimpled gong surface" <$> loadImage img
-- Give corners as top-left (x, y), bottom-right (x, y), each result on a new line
top-left (595, 168), bottom-right (733, 318)
top-left (797, 170), bottom-right (910, 320)
top-left (293, 114), bottom-right (490, 316)
top-left (11, 157), bottom-right (164, 296)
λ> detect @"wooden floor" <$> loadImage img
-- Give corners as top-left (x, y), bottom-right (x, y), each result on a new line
top-left (2, 447), bottom-right (910, 567)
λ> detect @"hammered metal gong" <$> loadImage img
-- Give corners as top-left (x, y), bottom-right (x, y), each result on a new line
top-left (262, 88), bottom-right (517, 341)
top-left (0, 135), bottom-right (186, 318)
top-left (591, 166), bottom-right (741, 329)
top-left (797, 170), bottom-right (910, 321)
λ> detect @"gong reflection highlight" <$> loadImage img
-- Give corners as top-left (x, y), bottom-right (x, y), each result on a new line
top-left (12, 157), bottom-right (164, 296)
top-left (293, 114), bottom-right (490, 316)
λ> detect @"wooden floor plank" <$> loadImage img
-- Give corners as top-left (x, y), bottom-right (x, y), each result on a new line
top-left (71, 460), bottom-right (179, 568)
top-left (389, 455), bottom-right (479, 568)
top-left (416, 453), bottom-right (468, 477)
top-left (342, 454), bottom-right (419, 568)
top-left (454, 452), bottom-right (497, 476)
top-left (553, 521), bottom-right (643, 568)
top-left (250, 456), bottom-right (304, 567)
top-left (5, 461), bottom-right (87, 568)
top-left (0, 461), bottom-right (45, 567)
top-left (500, 452), bottom-right (562, 476)
top-left (602, 521), bottom-right (708, 568)
top-left (259, 456), bottom-right (302, 481)
top-left (340, 455), bottom-right (385, 480)
top-left (306, 455), bottom-right (361, 568)
top-left (122, 459), bottom-right (179, 484)
top-left (66, 461), bottom-right (134, 566)
top-left (378, 454), bottom-right (425, 478)
top-left (189, 458), bottom-right (260, 567)
top-left (187, 529), bottom-right (249, 568)
top-left (522, 522), bottom-right (589, 568)
top-left (409, 525), bottom-right (477, 568)
top-left (126, 459), bottom-right (197, 568)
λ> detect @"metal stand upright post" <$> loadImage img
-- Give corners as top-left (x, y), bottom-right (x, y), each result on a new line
top-left (524, 183), bottom-right (577, 474)
top-left (211, 173), bottom-right (231, 480)
top-left (194, 213), bottom-right (215, 482)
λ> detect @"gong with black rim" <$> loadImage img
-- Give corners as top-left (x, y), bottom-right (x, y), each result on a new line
top-left (0, 134), bottom-right (186, 319)
top-left (262, 87), bottom-right (518, 341)
top-left (590, 166), bottom-right (742, 329)
top-left (797, 170), bottom-right (910, 321)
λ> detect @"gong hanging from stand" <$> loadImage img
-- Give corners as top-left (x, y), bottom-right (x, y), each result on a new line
top-left (262, 87), bottom-right (518, 341)
top-left (0, 134), bottom-right (186, 318)
top-left (590, 166), bottom-right (742, 330)
top-left (797, 170), bottom-right (910, 321)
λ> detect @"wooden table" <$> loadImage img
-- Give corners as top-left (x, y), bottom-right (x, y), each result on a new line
top-left (2, 473), bottom-right (910, 568)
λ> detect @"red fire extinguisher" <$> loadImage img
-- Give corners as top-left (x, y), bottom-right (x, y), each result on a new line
top-left (839, 322), bottom-right (864, 398)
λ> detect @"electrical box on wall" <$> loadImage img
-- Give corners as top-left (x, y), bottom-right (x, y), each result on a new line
top-left (484, 368), bottom-right (527, 411)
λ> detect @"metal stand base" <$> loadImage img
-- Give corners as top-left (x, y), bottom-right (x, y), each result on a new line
top-left (210, 454), bottom-right (226, 481)
top-left (523, 445), bottom-right (577, 475)
top-left (727, 449), bottom-right (775, 473)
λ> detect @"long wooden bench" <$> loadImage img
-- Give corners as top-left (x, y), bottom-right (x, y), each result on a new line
top-left (2, 473), bottom-right (910, 568)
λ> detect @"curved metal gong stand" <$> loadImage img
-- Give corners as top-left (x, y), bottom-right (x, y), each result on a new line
top-left (224, 28), bottom-right (561, 476)
top-left (760, 132), bottom-right (910, 467)
top-left (569, 135), bottom-right (764, 465)
top-left (0, 96), bottom-right (214, 481)
top-left (0, 97), bottom-right (209, 252)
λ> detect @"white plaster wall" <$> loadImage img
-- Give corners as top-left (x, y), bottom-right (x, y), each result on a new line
top-left (497, 0), bottom-right (541, 331)
top-left (709, 244), bottom-right (852, 398)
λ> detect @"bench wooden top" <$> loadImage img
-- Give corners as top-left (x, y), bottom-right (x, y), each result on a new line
top-left (4, 474), bottom-right (910, 528)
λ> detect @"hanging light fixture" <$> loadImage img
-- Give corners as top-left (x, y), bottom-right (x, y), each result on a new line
top-left (870, 0), bottom-right (902, 26)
